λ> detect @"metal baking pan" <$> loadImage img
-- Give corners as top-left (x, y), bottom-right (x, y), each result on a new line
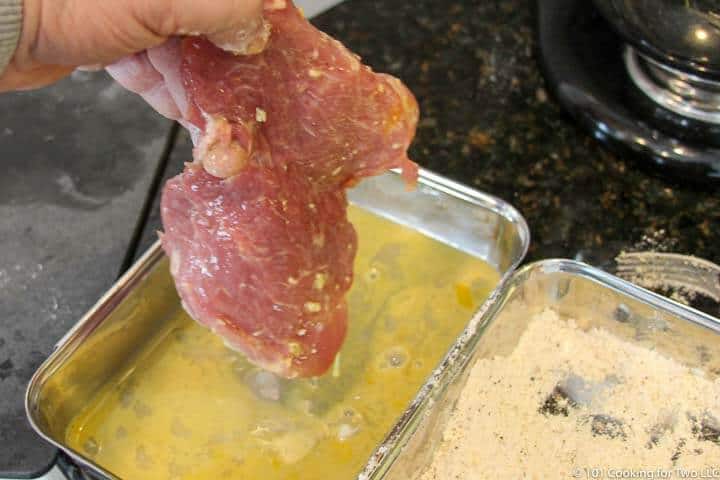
top-left (365, 259), bottom-right (720, 480)
top-left (25, 168), bottom-right (530, 479)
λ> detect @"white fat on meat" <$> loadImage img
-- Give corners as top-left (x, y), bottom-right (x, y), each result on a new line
top-left (194, 115), bottom-right (250, 178)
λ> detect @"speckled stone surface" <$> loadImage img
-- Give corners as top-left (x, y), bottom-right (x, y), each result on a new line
top-left (311, 0), bottom-right (719, 268)
top-left (0, 71), bottom-right (171, 477)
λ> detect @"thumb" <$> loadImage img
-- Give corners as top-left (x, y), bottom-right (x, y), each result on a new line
top-left (18, 0), bottom-right (267, 70)
top-left (138, 0), bottom-right (270, 54)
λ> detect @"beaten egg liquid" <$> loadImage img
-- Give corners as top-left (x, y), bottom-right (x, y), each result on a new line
top-left (65, 206), bottom-right (500, 479)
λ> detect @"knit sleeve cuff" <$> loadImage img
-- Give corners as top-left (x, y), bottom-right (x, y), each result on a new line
top-left (0, 0), bottom-right (22, 75)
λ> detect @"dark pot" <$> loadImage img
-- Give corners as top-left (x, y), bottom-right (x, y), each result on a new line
top-left (591, 0), bottom-right (720, 79)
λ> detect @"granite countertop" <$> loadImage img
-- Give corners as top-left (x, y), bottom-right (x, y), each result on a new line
top-left (1, 0), bottom-right (719, 478)
top-left (312, 0), bottom-right (719, 269)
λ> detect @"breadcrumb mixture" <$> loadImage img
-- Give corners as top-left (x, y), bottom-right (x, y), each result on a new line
top-left (419, 310), bottom-right (720, 479)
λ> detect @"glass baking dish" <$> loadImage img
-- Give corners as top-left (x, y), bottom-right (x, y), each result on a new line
top-left (25, 168), bottom-right (529, 480)
top-left (364, 259), bottom-right (720, 479)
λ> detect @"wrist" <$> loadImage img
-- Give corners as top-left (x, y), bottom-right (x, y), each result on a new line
top-left (0, 0), bottom-right (22, 75)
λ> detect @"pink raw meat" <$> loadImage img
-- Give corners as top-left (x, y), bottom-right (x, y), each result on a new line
top-left (109, 0), bottom-right (419, 378)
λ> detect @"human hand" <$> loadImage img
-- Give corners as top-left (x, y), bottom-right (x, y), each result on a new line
top-left (0, 0), bottom-right (267, 92)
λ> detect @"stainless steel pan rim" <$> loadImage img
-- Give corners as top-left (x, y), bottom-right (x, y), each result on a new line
top-left (24, 167), bottom-right (531, 480)
top-left (360, 258), bottom-right (720, 480)
top-left (531, 258), bottom-right (720, 333)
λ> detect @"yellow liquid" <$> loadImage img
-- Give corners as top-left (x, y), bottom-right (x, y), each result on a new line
top-left (66, 206), bottom-right (500, 479)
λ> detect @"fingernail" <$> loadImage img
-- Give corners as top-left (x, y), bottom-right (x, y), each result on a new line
top-left (265, 0), bottom-right (288, 11)
top-left (76, 64), bottom-right (104, 72)
top-left (208, 17), bottom-right (271, 56)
